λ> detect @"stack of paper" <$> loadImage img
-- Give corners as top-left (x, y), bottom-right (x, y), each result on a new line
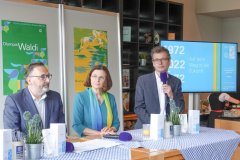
top-left (73, 139), bottom-right (121, 153)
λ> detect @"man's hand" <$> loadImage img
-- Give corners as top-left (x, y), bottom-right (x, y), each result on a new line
top-left (162, 84), bottom-right (173, 99)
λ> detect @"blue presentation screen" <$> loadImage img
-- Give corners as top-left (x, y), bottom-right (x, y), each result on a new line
top-left (160, 40), bottom-right (237, 92)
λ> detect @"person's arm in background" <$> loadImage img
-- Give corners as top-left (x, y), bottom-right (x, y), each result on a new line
top-left (134, 76), bottom-right (150, 124)
top-left (219, 93), bottom-right (240, 116)
top-left (3, 96), bottom-right (21, 131)
top-left (228, 96), bottom-right (240, 104)
top-left (72, 93), bottom-right (101, 137)
top-left (219, 93), bottom-right (240, 104)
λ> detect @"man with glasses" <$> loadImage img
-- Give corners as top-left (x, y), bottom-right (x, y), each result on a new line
top-left (4, 62), bottom-right (65, 133)
top-left (134, 46), bottom-right (184, 129)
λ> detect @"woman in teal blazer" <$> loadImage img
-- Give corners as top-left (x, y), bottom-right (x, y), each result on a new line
top-left (72, 65), bottom-right (120, 137)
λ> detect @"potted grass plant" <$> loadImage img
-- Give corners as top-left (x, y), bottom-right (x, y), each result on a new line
top-left (168, 109), bottom-right (181, 136)
top-left (168, 100), bottom-right (181, 136)
top-left (23, 111), bottom-right (43, 160)
top-left (139, 52), bottom-right (148, 66)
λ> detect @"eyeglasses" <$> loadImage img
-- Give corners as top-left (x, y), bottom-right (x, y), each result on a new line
top-left (28, 74), bottom-right (52, 81)
top-left (91, 75), bottom-right (105, 81)
top-left (152, 58), bottom-right (169, 63)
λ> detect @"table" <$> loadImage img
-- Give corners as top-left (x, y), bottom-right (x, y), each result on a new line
top-left (41, 127), bottom-right (240, 160)
top-left (126, 127), bottom-right (240, 160)
top-left (215, 117), bottom-right (240, 134)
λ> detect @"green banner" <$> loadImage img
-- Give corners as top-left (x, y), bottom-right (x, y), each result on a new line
top-left (2, 20), bottom-right (48, 95)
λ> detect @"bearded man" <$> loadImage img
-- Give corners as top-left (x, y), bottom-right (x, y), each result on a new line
top-left (3, 62), bottom-right (65, 133)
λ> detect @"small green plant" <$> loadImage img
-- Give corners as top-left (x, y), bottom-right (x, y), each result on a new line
top-left (168, 107), bottom-right (181, 125)
top-left (23, 111), bottom-right (43, 144)
top-left (139, 52), bottom-right (148, 59)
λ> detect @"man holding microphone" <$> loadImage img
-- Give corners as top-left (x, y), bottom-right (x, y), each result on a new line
top-left (134, 46), bottom-right (185, 129)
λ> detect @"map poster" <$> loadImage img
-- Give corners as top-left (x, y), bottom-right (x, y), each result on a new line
top-left (2, 20), bottom-right (48, 95)
top-left (74, 27), bottom-right (108, 92)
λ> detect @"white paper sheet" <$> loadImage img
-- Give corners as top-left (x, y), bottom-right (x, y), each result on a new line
top-left (73, 139), bottom-right (121, 153)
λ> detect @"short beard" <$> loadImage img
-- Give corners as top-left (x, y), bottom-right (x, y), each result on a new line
top-left (41, 86), bottom-right (49, 94)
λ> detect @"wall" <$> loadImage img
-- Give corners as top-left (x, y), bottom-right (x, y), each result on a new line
top-left (171, 0), bottom-right (223, 42)
top-left (222, 17), bottom-right (240, 46)
top-left (196, 0), bottom-right (240, 14)
top-left (196, 15), bottom-right (222, 42)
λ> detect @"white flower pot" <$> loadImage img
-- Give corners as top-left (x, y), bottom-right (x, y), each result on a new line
top-left (140, 59), bottom-right (147, 66)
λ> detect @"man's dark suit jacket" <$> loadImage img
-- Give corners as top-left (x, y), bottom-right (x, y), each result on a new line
top-left (134, 72), bottom-right (184, 129)
top-left (3, 88), bottom-right (65, 133)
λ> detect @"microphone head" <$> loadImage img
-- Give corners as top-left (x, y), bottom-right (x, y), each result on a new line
top-left (66, 141), bottom-right (74, 152)
top-left (119, 132), bottom-right (132, 141)
top-left (160, 72), bottom-right (168, 84)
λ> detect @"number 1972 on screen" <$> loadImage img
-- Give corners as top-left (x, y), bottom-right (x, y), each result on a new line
top-left (163, 45), bottom-right (184, 55)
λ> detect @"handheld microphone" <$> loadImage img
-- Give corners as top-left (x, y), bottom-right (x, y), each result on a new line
top-left (160, 72), bottom-right (168, 84)
top-left (103, 132), bottom-right (132, 141)
top-left (119, 132), bottom-right (132, 141)
top-left (103, 134), bottom-right (119, 139)
top-left (66, 142), bottom-right (74, 152)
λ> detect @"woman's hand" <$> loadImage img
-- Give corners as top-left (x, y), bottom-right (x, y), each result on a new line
top-left (101, 127), bottom-right (117, 135)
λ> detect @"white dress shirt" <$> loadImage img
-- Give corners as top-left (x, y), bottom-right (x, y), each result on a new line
top-left (155, 72), bottom-right (166, 115)
top-left (29, 89), bottom-right (47, 128)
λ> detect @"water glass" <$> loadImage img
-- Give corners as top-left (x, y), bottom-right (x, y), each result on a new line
top-left (142, 124), bottom-right (150, 140)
